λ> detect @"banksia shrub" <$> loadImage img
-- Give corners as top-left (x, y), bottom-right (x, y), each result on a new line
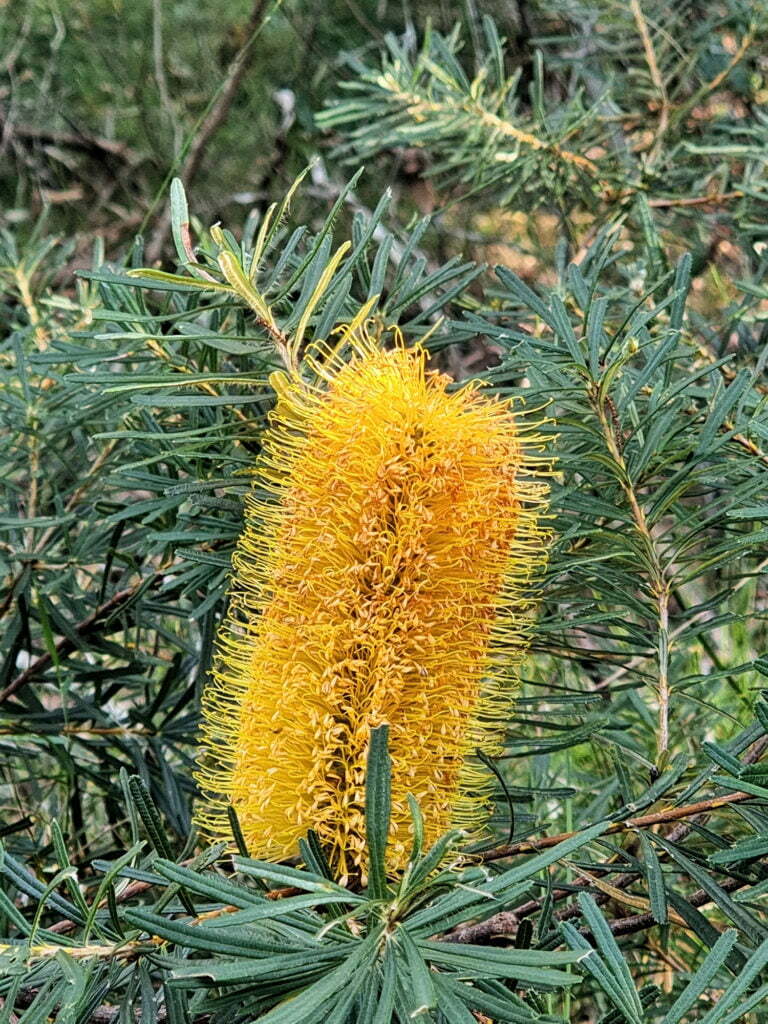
top-left (195, 323), bottom-right (550, 879)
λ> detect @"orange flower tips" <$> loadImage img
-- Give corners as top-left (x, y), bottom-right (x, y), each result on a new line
top-left (194, 327), bottom-right (551, 882)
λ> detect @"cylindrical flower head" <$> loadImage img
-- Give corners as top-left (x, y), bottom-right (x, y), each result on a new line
top-left (195, 327), bottom-right (550, 880)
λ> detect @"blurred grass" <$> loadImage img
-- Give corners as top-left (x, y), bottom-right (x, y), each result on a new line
top-left (1, 0), bottom-right (373, 241)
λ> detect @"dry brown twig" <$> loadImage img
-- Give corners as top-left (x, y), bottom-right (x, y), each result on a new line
top-left (629, 0), bottom-right (670, 163)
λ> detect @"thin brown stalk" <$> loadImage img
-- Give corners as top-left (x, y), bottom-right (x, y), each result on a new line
top-left (479, 789), bottom-right (753, 862)
top-left (589, 382), bottom-right (672, 761)
top-left (630, 0), bottom-right (669, 163)
top-left (648, 190), bottom-right (744, 208)
top-left (669, 27), bottom-right (756, 131)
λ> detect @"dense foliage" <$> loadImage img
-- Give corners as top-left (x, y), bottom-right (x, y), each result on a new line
top-left (1, 1), bottom-right (767, 1022)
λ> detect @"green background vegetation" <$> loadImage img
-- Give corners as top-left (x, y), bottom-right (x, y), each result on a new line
top-left (1, 1), bottom-right (767, 1021)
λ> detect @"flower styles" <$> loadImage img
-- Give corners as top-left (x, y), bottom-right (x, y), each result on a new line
top-left (195, 322), bottom-right (550, 880)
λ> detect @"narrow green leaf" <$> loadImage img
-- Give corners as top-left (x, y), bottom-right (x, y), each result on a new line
top-left (233, 857), bottom-right (362, 898)
top-left (561, 920), bottom-right (641, 1024)
top-left (709, 833), bottom-right (768, 865)
top-left (299, 830), bottom-right (335, 882)
top-left (652, 834), bottom-right (765, 938)
top-left (227, 804), bottom-right (250, 858)
top-left (434, 976), bottom-right (478, 1024)
top-left (661, 929), bottom-right (738, 1024)
top-left (126, 777), bottom-right (195, 916)
top-left (372, 944), bottom-right (397, 1024)
top-left (419, 939), bottom-right (583, 985)
top-left (170, 178), bottom-right (192, 269)
top-left (578, 893), bottom-right (644, 1021)
top-left (698, 937), bottom-right (768, 1024)
top-left (366, 724), bottom-right (392, 900)
top-left (638, 832), bottom-right (668, 925)
top-left (252, 931), bottom-right (380, 1024)
top-left (124, 907), bottom-right (306, 957)
top-left (396, 926), bottom-right (436, 1015)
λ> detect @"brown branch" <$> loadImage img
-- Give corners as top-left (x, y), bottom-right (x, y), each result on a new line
top-left (451, 737), bottom-right (768, 944)
top-left (479, 790), bottom-right (753, 862)
top-left (449, 846), bottom-right (749, 946)
top-left (181, 0), bottom-right (272, 186)
top-left (0, 109), bottom-right (141, 165)
top-left (574, 734), bottom-right (768, 905)
top-left (445, 911), bottom-right (521, 945)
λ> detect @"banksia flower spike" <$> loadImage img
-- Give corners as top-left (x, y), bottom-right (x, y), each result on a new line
top-left (195, 316), bottom-right (550, 881)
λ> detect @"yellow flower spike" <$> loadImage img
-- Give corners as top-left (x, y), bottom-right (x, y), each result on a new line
top-left (194, 323), bottom-right (551, 881)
